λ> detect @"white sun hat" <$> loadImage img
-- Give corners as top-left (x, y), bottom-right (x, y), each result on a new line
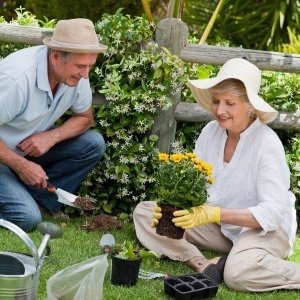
top-left (188, 58), bottom-right (278, 123)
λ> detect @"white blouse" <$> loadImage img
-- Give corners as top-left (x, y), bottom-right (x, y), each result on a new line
top-left (194, 118), bottom-right (297, 251)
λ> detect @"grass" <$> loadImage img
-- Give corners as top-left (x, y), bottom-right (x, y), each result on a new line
top-left (1, 216), bottom-right (300, 299)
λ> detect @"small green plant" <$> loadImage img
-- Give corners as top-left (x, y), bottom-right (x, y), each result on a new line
top-left (152, 152), bottom-right (214, 209)
top-left (116, 240), bottom-right (158, 260)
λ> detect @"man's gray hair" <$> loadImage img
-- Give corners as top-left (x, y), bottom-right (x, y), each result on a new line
top-left (48, 48), bottom-right (74, 62)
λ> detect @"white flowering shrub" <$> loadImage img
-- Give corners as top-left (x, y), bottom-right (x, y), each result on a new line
top-left (79, 9), bottom-right (195, 215)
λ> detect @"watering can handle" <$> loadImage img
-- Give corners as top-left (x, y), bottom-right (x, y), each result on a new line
top-left (0, 219), bottom-right (40, 268)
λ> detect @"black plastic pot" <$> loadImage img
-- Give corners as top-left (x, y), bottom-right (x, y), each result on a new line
top-left (110, 255), bottom-right (142, 287)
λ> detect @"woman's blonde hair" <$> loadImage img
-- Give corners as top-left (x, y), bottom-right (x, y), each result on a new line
top-left (209, 79), bottom-right (249, 103)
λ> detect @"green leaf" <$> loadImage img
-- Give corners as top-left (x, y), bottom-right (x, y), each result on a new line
top-left (149, 135), bottom-right (159, 142)
top-left (102, 204), bottom-right (112, 213)
top-left (106, 127), bottom-right (114, 136)
top-left (153, 68), bottom-right (163, 79)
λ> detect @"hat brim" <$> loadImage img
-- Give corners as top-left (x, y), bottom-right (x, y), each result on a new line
top-left (188, 76), bottom-right (278, 124)
top-left (43, 37), bottom-right (108, 54)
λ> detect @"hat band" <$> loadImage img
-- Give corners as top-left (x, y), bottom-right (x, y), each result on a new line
top-left (49, 39), bottom-right (102, 50)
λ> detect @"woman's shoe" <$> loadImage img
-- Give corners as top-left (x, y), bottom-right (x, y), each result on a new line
top-left (202, 255), bottom-right (227, 284)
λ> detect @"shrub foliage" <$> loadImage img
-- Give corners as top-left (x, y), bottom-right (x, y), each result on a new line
top-left (1, 8), bottom-right (300, 219)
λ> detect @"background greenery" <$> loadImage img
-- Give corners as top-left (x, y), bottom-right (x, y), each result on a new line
top-left (0, 6), bottom-right (300, 220)
top-left (1, 0), bottom-right (299, 51)
top-left (0, 3), bottom-right (300, 299)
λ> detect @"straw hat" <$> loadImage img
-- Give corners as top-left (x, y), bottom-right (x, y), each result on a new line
top-left (43, 18), bottom-right (107, 54)
top-left (188, 58), bottom-right (278, 123)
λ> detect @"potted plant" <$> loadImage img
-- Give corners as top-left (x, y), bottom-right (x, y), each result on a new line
top-left (110, 240), bottom-right (158, 287)
top-left (153, 152), bottom-right (214, 239)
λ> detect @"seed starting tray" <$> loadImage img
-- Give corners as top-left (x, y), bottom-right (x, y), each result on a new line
top-left (164, 273), bottom-right (219, 300)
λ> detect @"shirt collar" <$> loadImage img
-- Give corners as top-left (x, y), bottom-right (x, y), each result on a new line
top-left (240, 118), bottom-right (262, 138)
top-left (37, 46), bottom-right (50, 92)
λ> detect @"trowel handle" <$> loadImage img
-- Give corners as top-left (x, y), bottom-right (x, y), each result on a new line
top-left (103, 245), bottom-right (111, 254)
top-left (46, 181), bottom-right (56, 193)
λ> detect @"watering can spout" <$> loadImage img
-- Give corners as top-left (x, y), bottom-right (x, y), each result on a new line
top-left (37, 222), bottom-right (63, 260)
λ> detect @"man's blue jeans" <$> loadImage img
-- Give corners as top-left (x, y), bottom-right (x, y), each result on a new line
top-left (0, 130), bottom-right (105, 231)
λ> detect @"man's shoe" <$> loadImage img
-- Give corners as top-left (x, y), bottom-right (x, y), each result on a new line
top-left (52, 211), bottom-right (69, 220)
top-left (38, 203), bottom-right (69, 220)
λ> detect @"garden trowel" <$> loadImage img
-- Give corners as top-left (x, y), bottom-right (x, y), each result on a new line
top-left (46, 181), bottom-right (76, 207)
top-left (46, 181), bottom-right (97, 210)
top-left (99, 233), bottom-right (116, 255)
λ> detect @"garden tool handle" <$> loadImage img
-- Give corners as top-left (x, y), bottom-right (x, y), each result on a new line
top-left (46, 181), bottom-right (56, 193)
top-left (0, 219), bottom-right (40, 267)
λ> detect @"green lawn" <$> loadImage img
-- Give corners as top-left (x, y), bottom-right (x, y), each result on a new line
top-left (1, 216), bottom-right (300, 299)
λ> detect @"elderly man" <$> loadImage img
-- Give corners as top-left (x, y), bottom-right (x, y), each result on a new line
top-left (0, 19), bottom-right (107, 231)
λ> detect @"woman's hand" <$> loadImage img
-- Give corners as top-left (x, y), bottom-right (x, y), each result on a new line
top-left (172, 205), bottom-right (220, 229)
top-left (150, 206), bottom-right (162, 228)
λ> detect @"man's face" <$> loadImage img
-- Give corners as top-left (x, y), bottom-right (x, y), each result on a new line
top-left (50, 51), bottom-right (98, 87)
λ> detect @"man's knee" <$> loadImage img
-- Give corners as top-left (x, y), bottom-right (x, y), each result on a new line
top-left (81, 130), bottom-right (106, 159)
top-left (3, 211), bottom-right (42, 232)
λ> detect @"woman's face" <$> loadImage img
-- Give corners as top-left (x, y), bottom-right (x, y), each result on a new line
top-left (210, 91), bottom-right (250, 134)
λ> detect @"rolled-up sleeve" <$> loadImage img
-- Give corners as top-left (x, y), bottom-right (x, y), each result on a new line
top-left (248, 137), bottom-right (290, 232)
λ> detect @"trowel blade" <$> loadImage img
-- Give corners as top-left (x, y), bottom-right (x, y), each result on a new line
top-left (99, 233), bottom-right (115, 254)
top-left (56, 188), bottom-right (77, 207)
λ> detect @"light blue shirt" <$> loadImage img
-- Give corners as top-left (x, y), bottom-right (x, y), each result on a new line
top-left (0, 45), bottom-right (92, 155)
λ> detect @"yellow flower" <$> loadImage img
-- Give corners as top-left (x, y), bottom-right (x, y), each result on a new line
top-left (194, 159), bottom-right (202, 165)
top-left (195, 164), bottom-right (203, 171)
top-left (158, 153), bottom-right (169, 162)
top-left (185, 153), bottom-right (197, 159)
top-left (208, 177), bottom-right (215, 184)
top-left (170, 153), bottom-right (185, 163)
top-left (200, 161), bottom-right (213, 171)
top-left (206, 171), bottom-right (213, 176)
top-left (154, 152), bottom-right (215, 209)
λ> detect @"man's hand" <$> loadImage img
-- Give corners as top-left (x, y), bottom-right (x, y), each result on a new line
top-left (172, 206), bottom-right (221, 229)
top-left (13, 159), bottom-right (48, 189)
top-left (150, 206), bottom-right (162, 228)
top-left (18, 131), bottom-right (56, 157)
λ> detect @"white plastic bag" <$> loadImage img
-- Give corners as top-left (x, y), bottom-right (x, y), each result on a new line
top-left (47, 254), bottom-right (108, 300)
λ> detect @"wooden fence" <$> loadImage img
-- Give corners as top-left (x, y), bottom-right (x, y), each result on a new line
top-left (1, 20), bottom-right (300, 153)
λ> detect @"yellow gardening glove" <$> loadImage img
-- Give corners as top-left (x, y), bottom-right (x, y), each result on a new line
top-left (150, 206), bottom-right (162, 228)
top-left (172, 205), bottom-right (221, 229)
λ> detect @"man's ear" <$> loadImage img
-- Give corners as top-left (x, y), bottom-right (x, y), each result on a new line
top-left (49, 49), bottom-right (60, 65)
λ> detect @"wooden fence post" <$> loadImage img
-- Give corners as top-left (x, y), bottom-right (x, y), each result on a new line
top-left (151, 18), bottom-right (189, 153)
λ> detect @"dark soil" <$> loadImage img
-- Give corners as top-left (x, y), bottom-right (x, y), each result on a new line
top-left (156, 204), bottom-right (185, 239)
top-left (73, 197), bottom-right (96, 210)
top-left (85, 214), bottom-right (123, 231)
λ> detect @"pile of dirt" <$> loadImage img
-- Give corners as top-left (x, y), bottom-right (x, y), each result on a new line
top-left (73, 197), bottom-right (96, 210)
top-left (85, 214), bottom-right (123, 231)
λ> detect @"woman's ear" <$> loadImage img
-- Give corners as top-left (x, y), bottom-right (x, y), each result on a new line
top-left (246, 102), bottom-right (254, 110)
top-left (246, 103), bottom-right (255, 119)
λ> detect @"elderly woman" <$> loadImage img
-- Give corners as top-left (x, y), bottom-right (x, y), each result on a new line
top-left (133, 58), bottom-right (299, 291)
